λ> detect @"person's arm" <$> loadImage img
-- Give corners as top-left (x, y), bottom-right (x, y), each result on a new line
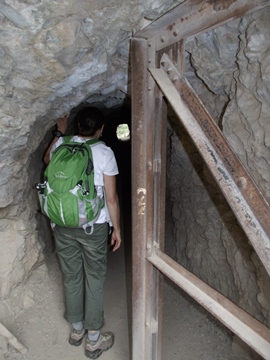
top-left (103, 174), bottom-right (121, 251)
top-left (43, 114), bottom-right (69, 164)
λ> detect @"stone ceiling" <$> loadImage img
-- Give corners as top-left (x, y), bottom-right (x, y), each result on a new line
top-left (0, 0), bottom-right (182, 208)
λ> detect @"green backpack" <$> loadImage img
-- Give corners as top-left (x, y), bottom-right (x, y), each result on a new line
top-left (37, 136), bottom-right (104, 234)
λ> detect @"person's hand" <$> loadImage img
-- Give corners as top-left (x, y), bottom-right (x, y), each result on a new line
top-left (56, 113), bottom-right (69, 134)
top-left (110, 229), bottom-right (121, 252)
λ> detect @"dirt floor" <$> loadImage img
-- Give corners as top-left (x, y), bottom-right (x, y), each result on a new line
top-left (1, 239), bottom-right (261, 360)
top-left (3, 244), bottom-right (129, 360)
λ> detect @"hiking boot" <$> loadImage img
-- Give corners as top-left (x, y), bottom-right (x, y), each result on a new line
top-left (85, 332), bottom-right (114, 359)
top-left (69, 327), bottom-right (86, 346)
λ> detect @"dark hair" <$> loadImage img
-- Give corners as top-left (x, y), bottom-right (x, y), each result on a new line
top-left (75, 107), bottom-right (104, 136)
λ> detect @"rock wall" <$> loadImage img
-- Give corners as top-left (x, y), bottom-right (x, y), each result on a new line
top-left (0, 0), bottom-right (182, 326)
top-left (167, 6), bottom-right (270, 328)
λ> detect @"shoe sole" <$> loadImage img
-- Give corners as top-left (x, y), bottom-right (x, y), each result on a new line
top-left (69, 337), bottom-right (84, 346)
top-left (85, 334), bottom-right (115, 359)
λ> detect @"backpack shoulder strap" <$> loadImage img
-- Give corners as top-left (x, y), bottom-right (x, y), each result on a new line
top-left (63, 135), bottom-right (73, 143)
top-left (61, 138), bottom-right (104, 146)
top-left (85, 139), bottom-right (100, 146)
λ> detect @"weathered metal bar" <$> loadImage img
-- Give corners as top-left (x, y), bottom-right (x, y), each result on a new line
top-left (135, 0), bottom-right (270, 51)
top-left (131, 37), bottom-right (153, 360)
top-left (148, 65), bottom-right (270, 276)
top-left (131, 36), bottom-right (162, 360)
top-left (153, 97), bottom-right (167, 252)
top-left (147, 248), bottom-right (270, 360)
top-left (152, 93), bottom-right (167, 360)
top-left (178, 40), bottom-right (185, 77)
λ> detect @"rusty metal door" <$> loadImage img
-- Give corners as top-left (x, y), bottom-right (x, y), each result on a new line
top-left (131, 1), bottom-right (270, 359)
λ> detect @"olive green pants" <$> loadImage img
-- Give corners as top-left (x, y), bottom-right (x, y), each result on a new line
top-left (54, 223), bottom-right (108, 330)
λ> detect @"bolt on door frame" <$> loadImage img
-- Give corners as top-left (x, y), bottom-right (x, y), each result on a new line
top-left (131, 1), bottom-right (270, 360)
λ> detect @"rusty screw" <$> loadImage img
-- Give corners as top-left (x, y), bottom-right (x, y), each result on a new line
top-left (237, 177), bottom-right (247, 189)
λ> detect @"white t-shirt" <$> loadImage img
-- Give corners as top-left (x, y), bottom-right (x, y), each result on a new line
top-left (51, 135), bottom-right (119, 223)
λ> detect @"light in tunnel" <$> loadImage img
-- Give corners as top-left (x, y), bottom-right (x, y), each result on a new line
top-left (116, 123), bottom-right (130, 141)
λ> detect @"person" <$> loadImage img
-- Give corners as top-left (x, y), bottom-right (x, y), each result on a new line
top-left (43, 107), bottom-right (122, 359)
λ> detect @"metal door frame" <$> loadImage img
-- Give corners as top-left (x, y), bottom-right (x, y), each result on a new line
top-left (131, 1), bottom-right (270, 359)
